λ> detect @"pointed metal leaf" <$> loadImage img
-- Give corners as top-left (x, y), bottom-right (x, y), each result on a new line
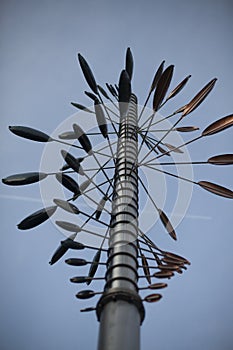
top-left (86, 249), bottom-right (101, 285)
top-left (158, 209), bottom-right (177, 240)
top-left (55, 173), bottom-right (81, 196)
top-left (97, 85), bottom-right (110, 100)
top-left (84, 91), bottom-right (98, 102)
top-left (153, 271), bottom-right (174, 279)
top-left (65, 258), bottom-right (87, 266)
top-left (58, 131), bottom-right (76, 140)
top-left (175, 126), bottom-right (199, 132)
top-left (61, 150), bottom-right (83, 174)
top-left (198, 181), bottom-right (233, 199)
top-left (202, 114), bottom-right (233, 136)
top-left (76, 290), bottom-right (95, 299)
top-left (49, 244), bottom-right (68, 265)
top-left (144, 293), bottom-right (162, 303)
top-left (148, 283), bottom-right (168, 290)
top-left (164, 143), bottom-right (184, 154)
top-left (208, 154), bottom-right (233, 165)
top-left (125, 47), bottom-right (133, 80)
top-left (157, 144), bottom-right (171, 156)
top-left (73, 123), bottom-right (92, 154)
top-left (94, 100), bottom-right (108, 138)
top-left (95, 196), bottom-right (108, 220)
top-left (182, 78), bottom-right (217, 117)
top-left (118, 70), bottom-right (131, 117)
top-left (80, 179), bottom-right (92, 193)
top-left (2, 172), bottom-right (48, 186)
top-left (53, 198), bottom-right (80, 214)
top-left (56, 220), bottom-right (82, 232)
top-left (150, 60), bottom-right (165, 92)
top-left (78, 54), bottom-right (98, 94)
top-left (71, 102), bottom-right (94, 113)
top-left (62, 239), bottom-right (84, 250)
top-left (152, 65), bottom-right (174, 111)
top-left (70, 276), bottom-right (89, 283)
top-left (17, 205), bottom-right (57, 230)
top-left (167, 75), bottom-right (191, 100)
top-left (141, 253), bottom-right (151, 284)
top-left (163, 251), bottom-right (190, 265)
top-left (9, 126), bottom-right (51, 142)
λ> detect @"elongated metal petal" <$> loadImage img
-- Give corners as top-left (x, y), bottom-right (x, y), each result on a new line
top-left (2, 172), bottom-right (48, 186)
top-left (49, 244), bottom-right (68, 265)
top-left (141, 253), bottom-right (151, 284)
top-left (175, 126), bottom-right (199, 132)
top-left (158, 209), bottom-right (177, 241)
top-left (97, 85), bottom-right (110, 100)
top-left (153, 271), bottom-right (174, 279)
top-left (163, 251), bottom-right (190, 265)
top-left (56, 220), bottom-right (82, 232)
top-left (208, 154), bottom-right (233, 165)
top-left (148, 283), bottom-right (168, 290)
top-left (73, 123), bottom-right (92, 154)
top-left (167, 75), bottom-right (191, 101)
top-left (65, 258), bottom-right (87, 266)
top-left (71, 102), bottom-right (94, 113)
top-left (80, 179), bottom-right (92, 193)
top-left (164, 143), bottom-right (183, 154)
top-left (76, 290), bottom-right (95, 299)
top-left (60, 157), bottom-right (84, 171)
top-left (202, 114), bottom-right (233, 136)
top-left (95, 195), bottom-right (108, 220)
top-left (182, 78), bottom-right (217, 117)
top-left (157, 264), bottom-right (180, 271)
top-left (61, 150), bottom-right (84, 175)
top-left (86, 249), bottom-right (101, 285)
top-left (118, 70), bottom-right (131, 117)
top-left (9, 126), bottom-right (51, 142)
top-left (85, 91), bottom-right (98, 102)
top-left (53, 198), bottom-right (80, 214)
top-left (17, 205), bottom-right (57, 230)
top-left (59, 131), bottom-right (76, 140)
top-left (153, 65), bottom-right (174, 111)
top-left (62, 239), bottom-right (84, 250)
top-left (144, 293), bottom-right (162, 303)
top-left (157, 144), bottom-right (171, 156)
top-left (198, 181), bottom-right (233, 199)
top-left (70, 276), bottom-right (89, 283)
top-left (78, 54), bottom-right (98, 94)
top-left (150, 60), bottom-right (165, 92)
top-left (125, 47), bottom-right (133, 80)
top-left (94, 100), bottom-right (108, 138)
top-left (55, 173), bottom-right (81, 196)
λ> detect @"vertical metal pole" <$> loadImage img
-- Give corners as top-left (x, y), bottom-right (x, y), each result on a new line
top-left (96, 94), bottom-right (145, 350)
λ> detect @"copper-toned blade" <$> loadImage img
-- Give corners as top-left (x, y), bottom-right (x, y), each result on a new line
top-left (2, 172), bottom-right (48, 186)
top-left (175, 126), bottom-right (199, 132)
top-left (157, 264), bottom-right (180, 271)
top-left (55, 220), bottom-right (82, 232)
top-left (9, 126), bottom-right (52, 143)
top-left (167, 75), bottom-right (191, 101)
top-left (198, 181), bottom-right (233, 199)
top-left (164, 143), bottom-right (184, 154)
top-left (157, 144), bottom-right (171, 156)
top-left (71, 102), bottom-right (94, 113)
top-left (150, 60), bottom-right (165, 92)
top-left (141, 253), bottom-right (151, 284)
top-left (125, 47), bottom-right (134, 81)
top-left (208, 154), bottom-right (233, 165)
top-left (148, 282), bottom-right (167, 290)
top-left (144, 293), bottom-right (162, 303)
top-left (78, 54), bottom-right (98, 94)
top-left (161, 257), bottom-right (185, 266)
top-left (202, 114), bottom-right (233, 136)
top-left (163, 251), bottom-right (190, 265)
top-left (158, 209), bottom-right (177, 241)
top-left (153, 271), bottom-right (174, 279)
top-left (17, 206), bottom-right (57, 230)
top-left (182, 78), bottom-right (217, 117)
top-left (86, 249), bottom-right (101, 285)
top-left (153, 65), bottom-right (174, 111)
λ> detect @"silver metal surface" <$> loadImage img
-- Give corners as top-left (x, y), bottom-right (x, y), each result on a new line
top-left (97, 95), bottom-right (143, 350)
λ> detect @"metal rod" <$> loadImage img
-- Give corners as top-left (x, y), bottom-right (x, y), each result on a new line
top-left (97, 94), bottom-right (144, 350)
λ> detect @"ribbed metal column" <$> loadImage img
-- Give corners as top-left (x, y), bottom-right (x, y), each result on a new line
top-left (97, 94), bottom-right (144, 350)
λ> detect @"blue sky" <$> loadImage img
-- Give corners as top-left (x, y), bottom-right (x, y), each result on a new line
top-left (1, 1), bottom-right (233, 349)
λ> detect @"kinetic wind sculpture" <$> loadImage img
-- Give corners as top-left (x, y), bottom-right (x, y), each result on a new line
top-left (2, 48), bottom-right (233, 350)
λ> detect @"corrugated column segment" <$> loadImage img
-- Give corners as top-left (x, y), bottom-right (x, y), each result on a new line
top-left (97, 94), bottom-right (145, 350)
